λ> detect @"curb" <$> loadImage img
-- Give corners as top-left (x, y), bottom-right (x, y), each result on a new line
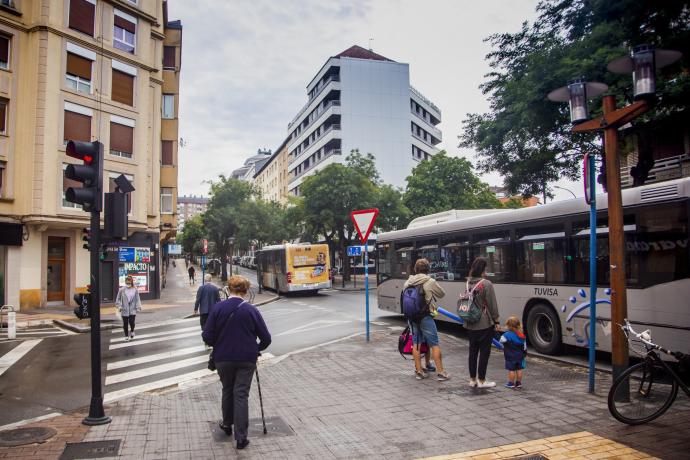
top-left (331, 287), bottom-right (377, 292)
top-left (182, 295), bottom-right (281, 319)
top-left (53, 319), bottom-right (119, 334)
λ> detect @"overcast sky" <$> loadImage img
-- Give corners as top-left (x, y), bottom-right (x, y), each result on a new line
top-left (168, 0), bottom-right (582, 201)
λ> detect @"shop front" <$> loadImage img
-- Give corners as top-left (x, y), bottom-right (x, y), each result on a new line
top-left (0, 222), bottom-right (22, 305)
top-left (100, 231), bottom-right (160, 302)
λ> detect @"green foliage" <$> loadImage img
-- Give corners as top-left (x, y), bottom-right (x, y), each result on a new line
top-left (345, 149), bottom-right (381, 185)
top-left (502, 197), bottom-right (526, 209)
top-left (376, 184), bottom-right (411, 231)
top-left (178, 215), bottom-right (205, 255)
top-left (460, 0), bottom-right (690, 196)
top-left (403, 152), bottom-right (501, 217)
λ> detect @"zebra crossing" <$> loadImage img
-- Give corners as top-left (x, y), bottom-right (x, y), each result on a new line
top-left (104, 316), bottom-right (215, 403)
top-left (1, 323), bottom-right (73, 341)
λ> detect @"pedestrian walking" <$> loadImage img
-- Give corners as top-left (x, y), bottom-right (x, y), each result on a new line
top-left (500, 316), bottom-right (527, 389)
top-left (464, 257), bottom-right (500, 388)
top-left (202, 275), bottom-right (271, 450)
top-left (195, 274), bottom-right (221, 330)
top-left (115, 275), bottom-right (142, 342)
top-left (188, 265), bottom-right (196, 285)
top-left (403, 258), bottom-right (449, 381)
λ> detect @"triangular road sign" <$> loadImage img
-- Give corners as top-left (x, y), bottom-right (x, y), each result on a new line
top-left (350, 208), bottom-right (379, 243)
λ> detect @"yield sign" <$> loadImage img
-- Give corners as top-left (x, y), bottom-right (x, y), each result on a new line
top-left (350, 208), bottom-right (379, 243)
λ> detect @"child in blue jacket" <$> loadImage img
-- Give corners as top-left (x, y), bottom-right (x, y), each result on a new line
top-left (500, 316), bottom-right (527, 389)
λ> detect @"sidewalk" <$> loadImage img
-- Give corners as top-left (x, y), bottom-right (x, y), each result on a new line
top-left (332, 274), bottom-right (377, 291)
top-left (1, 329), bottom-right (687, 459)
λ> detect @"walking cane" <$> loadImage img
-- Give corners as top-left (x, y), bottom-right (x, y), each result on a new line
top-left (255, 364), bottom-right (267, 434)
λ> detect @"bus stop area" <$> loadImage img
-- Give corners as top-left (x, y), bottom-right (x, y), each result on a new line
top-left (2, 328), bottom-right (688, 459)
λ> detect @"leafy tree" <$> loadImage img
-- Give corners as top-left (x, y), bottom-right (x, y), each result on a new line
top-left (376, 184), bottom-right (411, 231)
top-left (345, 149), bottom-right (381, 185)
top-left (235, 200), bottom-right (298, 249)
top-left (203, 176), bottom-right (256, 280)
top-left (460, 0), bottom-right (690, 197)
top-left (178, 215), bottom-right (205, 255)
top-left (403, 151), bottom-right (501, 218)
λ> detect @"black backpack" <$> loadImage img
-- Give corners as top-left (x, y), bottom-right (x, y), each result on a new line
top-left (401, 284), bottom-right (429, 323)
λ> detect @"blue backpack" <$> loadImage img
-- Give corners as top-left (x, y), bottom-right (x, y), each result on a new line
top-left (401, 285), bottom-right (429, 323)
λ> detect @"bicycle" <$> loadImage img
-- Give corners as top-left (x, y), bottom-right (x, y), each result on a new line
top-left (608, 319), bottom-right (690, 425)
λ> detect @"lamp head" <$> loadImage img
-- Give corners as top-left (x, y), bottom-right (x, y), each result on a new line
top-left (547, 78), bottom-right (608, 124)
top-left (607, 44), bottom-right (682, 100)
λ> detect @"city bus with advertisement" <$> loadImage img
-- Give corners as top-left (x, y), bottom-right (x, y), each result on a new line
top-left (376, 177), bottom-right (690, 357)
top-left (256, 243), bottom-right (332, 294)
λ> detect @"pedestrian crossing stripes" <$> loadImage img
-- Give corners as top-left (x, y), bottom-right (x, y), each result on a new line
top-left (108, 330), bottom-right (200, 350)
top-left (105, 354), bottom-right (211, 385)
top-left (0, 339), bottom-right (41, 377)
top-left (106, 345), bottom-right (207, 371)
top-left (110, 325), bottom-right (199, 343)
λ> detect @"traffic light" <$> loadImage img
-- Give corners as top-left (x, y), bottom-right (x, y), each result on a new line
top-left (65, 141), bottom-right (104, 212)
top-left (82, 228), bottom-right (91, 250)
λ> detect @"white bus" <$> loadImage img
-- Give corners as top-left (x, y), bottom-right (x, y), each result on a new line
top-left (376, 177), bottom-right (690, 356)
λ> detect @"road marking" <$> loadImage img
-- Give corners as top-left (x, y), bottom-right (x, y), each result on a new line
top-left (106, 354), bottom-right (210, 385)
top-left (110, 316), bottom-right (198, 334)
top-left (264, 332), bottom-right (364, 366)
top-left (274, 320), bottom-right (350, 337)
top-left (110, 326), bottom-right (199, 343)
top-left (107, 345), bottom-right (208, 371)
top-left (0, 412), bottom-right (63, 432)
top-left (104, 368), bottom-right (214, 403)
top-left (0, 339), bottom-right (42, 377)
top-left (370, 321), bottom-right (390, 326)
top-left (108, 330), bottom-right (200, 350)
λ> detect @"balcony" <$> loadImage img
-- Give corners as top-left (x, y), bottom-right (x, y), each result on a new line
top-left (410, 85), bottom-right (441, 116)
top-left (290, 124), bottom-right (342, 166)
top-left (288, 76), bottom-right (341, 129)
top-left (620, 154), bottom-right (690, 188)
top-left (412, 111), bottom-right (442, 141)
top-left (289, 147), bottom-right (343, 184)
top-left (411, 130), bottom-right (440, 148)
top-left (288, 100), bottom-right (341, 150)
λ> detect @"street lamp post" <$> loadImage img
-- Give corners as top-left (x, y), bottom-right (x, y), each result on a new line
top-left (548, 45), bottom-right (681, 387)
top-left (553, 185), bottom-right (577, 199)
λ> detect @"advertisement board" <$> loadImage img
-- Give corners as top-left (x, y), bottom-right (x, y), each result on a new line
top-left (168, 244), bottom-right (182, 255)
top-left (286, 244), bottom-right (329, 285)
top-left (118, 247), bottom-right (151, 293)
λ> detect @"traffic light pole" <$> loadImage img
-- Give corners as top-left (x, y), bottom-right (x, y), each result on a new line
top-left (83, 208), bottom-right (111, 426)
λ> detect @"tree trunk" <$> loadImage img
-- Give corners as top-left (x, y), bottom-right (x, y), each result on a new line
top-left (220, 241), bottom-right (228, 281)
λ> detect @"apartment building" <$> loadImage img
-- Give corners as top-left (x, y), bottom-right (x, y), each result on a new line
top-left (230, 148), bottom-right (271, 181)
top-left (253, 138), bottom-right (289, 204)
top-left (286, 45), bottom-right (442, 196)
top-left (160, 4), bottom-right (182, 267)
top-left (176, 195), bottom-right (208, 231)
top-left (0, 0), bottom-right (180, 309)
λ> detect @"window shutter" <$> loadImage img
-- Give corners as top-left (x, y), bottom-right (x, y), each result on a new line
top-left (114, 15), bottom-right (136, 34)
top-left (69, 0), bottom-right (95, 36)
top-left (162, 140), bottom-right (173, 165)
top-left (64, 111), bottom-right (91, 143)
top-left (0, 36), bottom-right (8, 63)
top-left (163, 46), bottom-right (175, 68)
top-left (66, 52), bottom-right (92, 80)
top-left (111, 69), bottom-right (134, 106)
top-left (110, 122), bottom-right (133, 155)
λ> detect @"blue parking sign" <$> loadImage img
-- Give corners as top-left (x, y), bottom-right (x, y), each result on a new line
top-left (347, 246), bottom-right (362, 257)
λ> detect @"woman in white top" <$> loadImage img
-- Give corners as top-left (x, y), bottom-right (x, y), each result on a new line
top-left (115, 275), bottom-right (142, 341)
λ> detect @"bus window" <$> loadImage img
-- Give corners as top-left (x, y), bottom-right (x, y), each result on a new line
top-left (516, 227), bottom-right (566, 283)
top-left (377, 243), bottom-right (393, 283)
top-left (393, 242), bottom-right (414, 278)
top-left (475, 231), bottom-right (512, 282)
top-left (440, 236), bottom-right (472, 281)
top-left (414, 239), bottom-right (442, 278)
top-left (628, 204), bottom-right (689, 287)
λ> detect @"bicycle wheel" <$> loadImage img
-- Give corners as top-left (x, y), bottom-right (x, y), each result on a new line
top-left (608, 361), bottom-right (679, 425)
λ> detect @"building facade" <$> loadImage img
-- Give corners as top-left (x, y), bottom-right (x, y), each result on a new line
top-left (176, 195), bottom-right (209, 231)
top-left (286, 45), bottom-right (442, 196)
top-left (230, 148), bottom-right (271, 181)
top-left (253, 139), bottom-right (289, 204)
top-left (0, 0), bottom-right (179, 309)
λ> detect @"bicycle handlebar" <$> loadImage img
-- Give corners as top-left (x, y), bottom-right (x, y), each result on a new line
top-left (620, 319), bottom-right (677, 357)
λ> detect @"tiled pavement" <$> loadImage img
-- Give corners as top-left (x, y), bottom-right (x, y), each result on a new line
top-left (1, 329), bottom-right (689, 459)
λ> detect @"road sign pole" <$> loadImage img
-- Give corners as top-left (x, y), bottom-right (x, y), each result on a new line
top-left (364, 239), bottom-right (370, 342)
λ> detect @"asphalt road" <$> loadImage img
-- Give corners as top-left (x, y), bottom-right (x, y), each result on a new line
top-left (0, 283), bottom-right (398, 428)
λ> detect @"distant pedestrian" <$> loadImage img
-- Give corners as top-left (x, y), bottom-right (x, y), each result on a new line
top-left (115, 275), bottom-right (141, 342)
top-left (465, 257), bottom-right (500, 388)
top-left (202, 276), bottom-right (271, 450)
top-left (188, 265), bottom-right (196, 285)
top-left (195, 274), bottom-right (221, 330)
top-left (403, 258), bottom-right (449, 381)
top-left (501, 316), bottom-right (527, 389)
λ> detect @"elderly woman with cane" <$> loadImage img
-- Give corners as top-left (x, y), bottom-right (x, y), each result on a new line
top-left (202, 275), bottom-right (271, 450)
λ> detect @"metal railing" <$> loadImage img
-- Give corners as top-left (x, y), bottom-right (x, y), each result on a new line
top-left (411, 112), bottom-right (442, 140)
top-left (410, 85), bottom-right (441, 114)
top-left (288, 75), bottom-right (341, 129)
top-left (289, 100), bottom-right (341, 146)
top-left (289, 146), bottom-right (343, 183)
top-left (620, 154), bottom-right (689, 188)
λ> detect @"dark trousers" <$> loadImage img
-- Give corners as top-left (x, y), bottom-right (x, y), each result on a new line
top-left (200, 314), bottom-right (209, 330)
top-left (468, 326), bottom-right (494, 380)
top-left (122, 315), bottom-right (136, 336)
top-left (216, 361), bottom-right (256, 442)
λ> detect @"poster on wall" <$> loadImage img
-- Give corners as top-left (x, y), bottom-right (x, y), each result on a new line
top-left (118, 247), bottom-right (151, 293)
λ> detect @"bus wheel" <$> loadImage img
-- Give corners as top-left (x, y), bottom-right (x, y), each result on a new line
top-left (526, 303), bottom-right (562, 355)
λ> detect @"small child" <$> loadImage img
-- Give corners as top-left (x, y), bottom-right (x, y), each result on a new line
top-left (500, 316), bottom-right (527, 389)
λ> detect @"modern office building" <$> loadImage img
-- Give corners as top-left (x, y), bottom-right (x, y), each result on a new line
top-left (0, 0), bottom-right (180, 309)
top-left (176, 195), bottom-right (209, 231)
top-left (286, 45), bottom-right (442, 196)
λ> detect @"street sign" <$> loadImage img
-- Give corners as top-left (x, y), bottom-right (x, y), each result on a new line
top-left (202, 239), bottom-right (208, 254)
top-left (584, 153), bottom-right (595, 204)
top-left (350, 208), bottom-right (379, 244)
top-left (347, 245), bottom-right (363, 257)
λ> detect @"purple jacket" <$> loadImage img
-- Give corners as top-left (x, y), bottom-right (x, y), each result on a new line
top-left (202, 297), bottom-right (271, 363)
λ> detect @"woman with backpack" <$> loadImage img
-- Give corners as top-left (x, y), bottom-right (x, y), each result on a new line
top-left (464, 257), bottom-right (500, 388)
